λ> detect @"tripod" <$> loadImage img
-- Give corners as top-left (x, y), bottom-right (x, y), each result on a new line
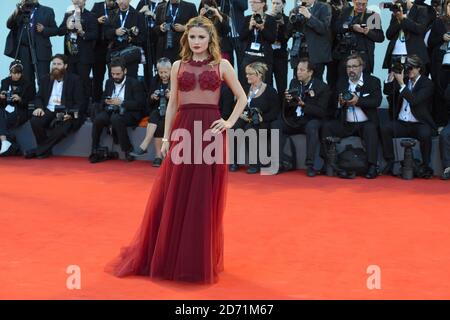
top-left (14, 12), bottom-right (40, 89)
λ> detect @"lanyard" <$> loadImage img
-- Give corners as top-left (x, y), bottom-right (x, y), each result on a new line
top-left (113, 82), bottom-right (126, 98)
top-left (168, 4), bottom-right (179, 23)
top-left (119, 10), bottom-right (129, 28)
top-left (247, 83), bottom-right (262, 107)
top-left (104, 3), bottom-right (108, 18)
top-left (300, 80), bottom-right (313, 98)
top-left (253, 29), bottom-right (259, 43)
top-left (29, 8), bottom-right (36, 28)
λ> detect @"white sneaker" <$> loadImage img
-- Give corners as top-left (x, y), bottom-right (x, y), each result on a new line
top-left (0, 140), bottom-right (12, 154)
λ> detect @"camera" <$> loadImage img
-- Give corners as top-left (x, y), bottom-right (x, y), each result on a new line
top-left (164, 21), bottom-right (174, 49)
top-left (287, 88), bottom-right (301, 102)
top-left (51, 105), bottom-right (78, 127)
top-left (336, 22), bottom-right (358, 54)
top-left (1, 90), bottom-right (17, 105)
top-left (380, 0), bottom-right (407, 13)
top-left (154, 89), bottom-right (168, 117)
top-left (205, 8), bottom-right (215, 19)
top-left (17, 0), bottom-right (37, 15)
top-left (253, 13), bottom-right (263, 25)
top-left (119, 26), bottom-right (139, 43)
top-left (105, 97), bottom-right (125, 115)
top-left (66, 36), bottom-right (79, 56)
top-left (391, 60), bottom-right (414, 74)
top-left (244, 107), bottom-right (263, 125)
top-left (341, 91), bottom-right (354, 102)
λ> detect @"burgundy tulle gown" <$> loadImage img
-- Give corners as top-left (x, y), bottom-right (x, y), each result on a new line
top-left (106, 58), bottom-right (228, 283)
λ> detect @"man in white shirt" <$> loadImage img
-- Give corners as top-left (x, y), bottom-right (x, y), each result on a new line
top-left (25, 54), bottom-right (84, 158)
top-left (380, 54), bottom-right (436, 177)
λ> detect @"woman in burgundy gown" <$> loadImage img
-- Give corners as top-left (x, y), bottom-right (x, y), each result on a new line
top-left (106, 16), bottom-right (247, 283)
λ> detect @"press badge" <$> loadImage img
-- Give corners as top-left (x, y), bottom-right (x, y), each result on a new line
top-left (251, 42), bottom-right (261, 51)
top-left (5, 105), bottom-right (15, 113)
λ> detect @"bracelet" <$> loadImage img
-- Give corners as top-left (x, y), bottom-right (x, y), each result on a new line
top-left (162, 138), bottom-right (169, 142)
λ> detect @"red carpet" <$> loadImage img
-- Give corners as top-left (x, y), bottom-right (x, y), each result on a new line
top-left (1, 156), bottom-right (450, 299)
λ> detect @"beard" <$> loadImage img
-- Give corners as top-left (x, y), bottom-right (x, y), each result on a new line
top-left (113, 76), bottom-right (125, 84)
top-left (51, 68), bottom-right (65, 81)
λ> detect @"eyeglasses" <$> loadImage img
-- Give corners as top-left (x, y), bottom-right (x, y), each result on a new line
top-left (246, 72), bottom-right (257, 76)
top-left (346, 64), bottom-right (361, 69)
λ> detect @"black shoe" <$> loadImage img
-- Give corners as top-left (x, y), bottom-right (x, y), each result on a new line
top-left (275, 161), bottom-right (294, 174)
top-left (382, 160), bottom-right (395, 176)
top-left (152, 157), bottom-right (162, 167)
top-left (37, 150), bottom-right (52, 159)
top-left (365, 165), bottom-right (378, 179)
top-left (129, 147), bottom-right (147, 157)
top-left (246, 165), bottom-right (260, 174)
top-left (306, 166), bottom-right (316, 177)
top-left (418, 165), bottom-right (433, 179)
top-left (24, 149), bottom-right (37, 159)
top-left (229, 164), bottom-right (239, 172)
top-left (441, 167), bottom-right (450, 180)
top-left (125, 152), bottom-right (135, 162)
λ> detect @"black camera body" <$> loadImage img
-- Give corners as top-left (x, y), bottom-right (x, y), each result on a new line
top-left (341, 90), bottom-right (354, 102)
top-left (253, 13), bottom-right (264, 25)
top-left (154, 89), bottom-right (168, 117)
top-left (244, 107), bottom-right (263, 125)
top-left (381, 0), bottom-right (408, 13)
top-left (2, 90), bottom-right (18, 105)
top-left (164, 20), bottom-right (174, 49)
top-left (105, 97), bottom-right (125, 115)
top-left (205, 8), bottom-right (215, 19)
top-left (391, 59), bottom-right (414, 74)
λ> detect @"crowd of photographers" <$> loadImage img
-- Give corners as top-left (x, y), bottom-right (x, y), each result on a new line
top-left (1, 0), bottom-right (450, 180)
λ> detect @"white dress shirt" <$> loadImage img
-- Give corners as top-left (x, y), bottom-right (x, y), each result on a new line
top-left (47, 80), bottom-right (64, 112)
top-left (346, 74), bottom-right (368, 123)
top-left (398, 76), bottom-right (420, 123)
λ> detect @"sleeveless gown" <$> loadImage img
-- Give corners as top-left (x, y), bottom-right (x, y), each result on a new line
top-left (106, 58), bottom-right (228, 284)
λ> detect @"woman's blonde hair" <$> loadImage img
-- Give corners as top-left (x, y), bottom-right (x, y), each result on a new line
top-left (180, 16), bottom-right (221, 64)
top-left (246, 62), bottom-right (268, 82)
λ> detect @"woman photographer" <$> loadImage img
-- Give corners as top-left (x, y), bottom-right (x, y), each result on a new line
top-left (428, 0), bottom-right (450, 126)
top-left (130, 57), bottom-right (171, 167)
top-left (199, 0), bottom-right (233, 62)
top-left (238, 0), bottom-right (276, 88)
top-left (0, 61), bottom-right (35, 155)
top-left (230, 62), bottom-right (279, 173)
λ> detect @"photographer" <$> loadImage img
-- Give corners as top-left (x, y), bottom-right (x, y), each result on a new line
top-left (268, 0), bottom-right (289, 102)
top-left (59, 0), bottom-right (98, 113)
top-left (271, 58), bottom-right (330, 176)
top-left (0, 61), bottom-right (35, 155)
top-left (439, 82), bottom-right (450, 180)
top-left (154, 0), bottom-right (198, 63)
top-left (25, 54), bottom-right (84, 159)
top-left (333, 0), bottom-right (384, 78)
top-left (321, 53), bottom-right (382, 179)
top-left (91, 0), bottom-right (120, 102)
top-left (230, 62), bottom-right (279, 174)
top-left (90, 58), bottom-right (145, 162)
top-left (383, 0), bottom-right (430, 75)
top-left (199, 0), bottom-right (233, 61)
top-left (104, 0), bottom-right (146, 79)
top-left (129, 57), bottom-right (171, 167)
top-left (238, 0), bottom-right (276, 87)
top-left (428, 0), bottom-right (450, 126)
top-left (5, 0), bottom-right (59, 86)
top-left (286, 0), bottom-right (332, 79)
top-left (380, 54), bottom-right (436, 177)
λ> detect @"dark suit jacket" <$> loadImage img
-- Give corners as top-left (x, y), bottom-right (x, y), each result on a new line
top-left (285, 78), bottom-right (330, 124)
top-left (154, 1), bottom-right (198, 61)
top-left (102, 77), bottom-right (145, 120)
top-left (334, 7), bottom-right (384, 72)
top-left (287, 1), bottom-right (332, 64)
top-left (104, 6), bottom-right (146, 53)
top-left (220, 0), bottom-right (247, 36)
top-left (383, 4), bottom-right (429, 69)
top-left (0, 76), bottom-right (35, 124)
top-left (334, 73), bottom-right (382, 125)
top-left (383, 75), bottom-right (436, 131)
top-left (58, 9), bottom-right (98, 64)
top-left (5, 4), bottom-right (58, 61)
top-left (91, 1), bottom-right (118, 47)
top-left (240, 14), bottom-right (277, 63)
top-left (35, 72), bottom-right (84, 114)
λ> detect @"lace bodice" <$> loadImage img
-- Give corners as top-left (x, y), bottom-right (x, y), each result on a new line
top-left (177, 58), bottom-right (222, 106)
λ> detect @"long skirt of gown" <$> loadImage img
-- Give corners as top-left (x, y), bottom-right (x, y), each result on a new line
top-left (105, 103), bottom-right (228, 284)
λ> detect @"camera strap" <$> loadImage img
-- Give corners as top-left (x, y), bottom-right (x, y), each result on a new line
top-left (113, 83), bottom-right (126, 99)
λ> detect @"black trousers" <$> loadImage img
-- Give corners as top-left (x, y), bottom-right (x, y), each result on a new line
top-left (0, 109), bottom-right (18, 137)
top-left (92, 45), bottom-right (108, 103)
top-left (440, 123), bottom-right (450, 169)
top-left (272, 56), bottom-right (288, 103)
top-left (68, 61), bottom-right (92, 111)
top-left (30, 109), bottom-right (76, 156)
top-left (18, 45), bottom-right (50, 86)
top-left (380, 120), bottom-right (433, 166)
top-left (91, 111), bottom-right (139, 152)
top-left (271, 116), bottom-right (321, 167)
top-left (322, 120), bottom-right (379, 165)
